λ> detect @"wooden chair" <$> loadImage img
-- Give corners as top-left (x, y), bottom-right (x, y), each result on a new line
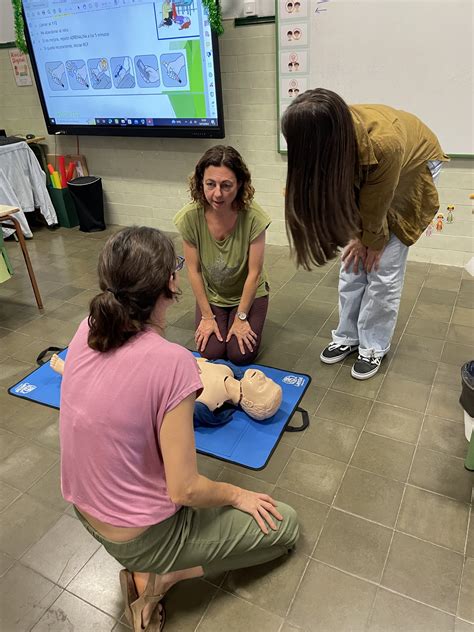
top-left (0, 204), bottom-right (43, 309)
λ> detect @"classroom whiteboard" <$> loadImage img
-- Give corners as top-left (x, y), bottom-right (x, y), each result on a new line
top-left (277, 0), bottom-right (474, 155)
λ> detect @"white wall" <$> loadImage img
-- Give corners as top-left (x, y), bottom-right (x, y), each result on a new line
top-left (0, 17), bottom-right (472, 265)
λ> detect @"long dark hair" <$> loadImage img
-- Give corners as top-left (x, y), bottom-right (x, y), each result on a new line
top-left (189, 145), bottom-right (255, 211)
top-left (88, 227), bottom-right (178, 352)
top-left (281, 88), bottom-right (361, 269)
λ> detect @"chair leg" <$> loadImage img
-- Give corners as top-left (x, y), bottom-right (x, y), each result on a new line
top-left (8, 215), bottom-right (44, 310)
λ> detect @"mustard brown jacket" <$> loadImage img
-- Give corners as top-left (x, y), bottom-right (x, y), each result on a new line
top-left (350, 104), bottom-right (449, 250)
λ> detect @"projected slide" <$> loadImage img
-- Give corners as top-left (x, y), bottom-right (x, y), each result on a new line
top-left (23, 0), bottom-right (219, 129)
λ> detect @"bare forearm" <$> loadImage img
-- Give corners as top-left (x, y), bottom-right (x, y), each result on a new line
top-left (188, 269), bottom-right (213, 318)
top-left (237, 274), bottom-right (260, 314)
top-left (177, 474), bottom-right (240, 508)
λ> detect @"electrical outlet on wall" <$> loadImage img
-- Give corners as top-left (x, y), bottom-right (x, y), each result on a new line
top-left (243, 0), bottom-right (257, 16)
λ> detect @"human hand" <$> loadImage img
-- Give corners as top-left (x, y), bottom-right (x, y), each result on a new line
top-left (232, 488), bottom-right (283, 534)
top-left (226, 319), bottom-right (257, 355)
top-left (341, 238), bottom-right (367, 273)
top-left (144, 65), bottom-right (159, 83)
top-left (195, 318), bottom-right (223, 353)
top-left (365, 247), bottom-right (384, 273)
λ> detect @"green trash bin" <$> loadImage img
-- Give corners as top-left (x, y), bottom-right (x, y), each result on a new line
top-left (47, 185), bottom-right (79, 229)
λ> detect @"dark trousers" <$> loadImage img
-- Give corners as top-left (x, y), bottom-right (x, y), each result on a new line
top-left (195, 295), bottom-right (269, 365)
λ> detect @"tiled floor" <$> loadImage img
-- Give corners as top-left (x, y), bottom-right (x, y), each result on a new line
top-left (0, 224), bottom-right (473, 631)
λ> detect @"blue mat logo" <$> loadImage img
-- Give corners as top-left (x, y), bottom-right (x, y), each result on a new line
top-left (15, 382), bottom-right (37, 395)
top-left (283, 375), bottom-right (305, 387)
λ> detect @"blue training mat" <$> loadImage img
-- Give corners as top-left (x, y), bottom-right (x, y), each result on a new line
top-left (8, 349), bottom-right (311, 470)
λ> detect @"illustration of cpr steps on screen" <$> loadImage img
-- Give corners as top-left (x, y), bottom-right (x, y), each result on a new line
top-left (44, 53), bottom-right (188, 91)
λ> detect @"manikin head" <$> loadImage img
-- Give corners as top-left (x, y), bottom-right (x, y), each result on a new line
top-left (239, 369), bottom-right (282, 421)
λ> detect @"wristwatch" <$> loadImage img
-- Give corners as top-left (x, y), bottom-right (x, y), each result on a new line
top-left (237, 311), bottom-right (248, 321)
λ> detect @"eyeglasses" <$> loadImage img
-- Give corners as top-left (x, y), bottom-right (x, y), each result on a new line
top-left (175, 255), bottom-right (185, 272)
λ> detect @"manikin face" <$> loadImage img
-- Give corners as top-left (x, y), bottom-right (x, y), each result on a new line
top-left (203, 165), bottom-right (240, 213)
top-left (240, 369), bottom-right (282, 420)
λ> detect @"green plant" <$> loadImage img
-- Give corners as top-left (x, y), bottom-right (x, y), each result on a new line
top-left (202, 0), bottom-right (224, 35)
top-left (11, 0), bottom-right (28, 53)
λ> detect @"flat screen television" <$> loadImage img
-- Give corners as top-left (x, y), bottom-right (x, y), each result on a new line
top-left (22, 0), bottom-right (225, 138)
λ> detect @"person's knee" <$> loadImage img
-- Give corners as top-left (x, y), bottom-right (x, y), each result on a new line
top-left (227, 343), bottom-right (260, 366)
top-left (201, 341), bottom-right (227, 361)
top-left (276, 502), bottom-right (299, 549)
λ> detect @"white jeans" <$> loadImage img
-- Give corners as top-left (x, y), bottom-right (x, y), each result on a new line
top-left (332, 160), bottom-right (442, 359)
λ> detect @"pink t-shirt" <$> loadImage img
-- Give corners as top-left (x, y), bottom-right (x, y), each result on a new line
top-left (60, 319), bottom-right (202, 527)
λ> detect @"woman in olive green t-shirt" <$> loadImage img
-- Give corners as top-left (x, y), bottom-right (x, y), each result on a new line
top-left (174, 146), bottom-right (271, 365)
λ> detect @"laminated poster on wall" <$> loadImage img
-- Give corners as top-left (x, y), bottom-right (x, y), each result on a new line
top-left (9, 49), bottom-right (33, 87)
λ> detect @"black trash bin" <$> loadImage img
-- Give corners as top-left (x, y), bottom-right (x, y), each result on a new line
top-left (460, 361), bottom-right (474, 417)
top-left (67, 176), bottom-right (105, 232)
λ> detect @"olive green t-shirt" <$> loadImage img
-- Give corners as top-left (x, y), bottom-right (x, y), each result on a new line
top-left (174, 201), bottom-right (271, 307)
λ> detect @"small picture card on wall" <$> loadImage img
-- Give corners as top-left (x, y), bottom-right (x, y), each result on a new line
top-left (279, 0), bottom-right (309, 19)
top-left (280, 23), bottom-right (308, 47)
top-left (280, 50), bottom-right (308, 73)
top-left (281, 76), bottom-right (308, 99)
top-left (9, 49), bottom-right (33, 87)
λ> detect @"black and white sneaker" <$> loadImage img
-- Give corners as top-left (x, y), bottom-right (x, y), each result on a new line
top-left (351, 355), bottom-right (382, 380)
top-left (320, 342), bottom-right (358, 365)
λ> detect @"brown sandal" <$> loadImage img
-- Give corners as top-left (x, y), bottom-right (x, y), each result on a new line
top-left (119, 569), bottom-right (166, 631)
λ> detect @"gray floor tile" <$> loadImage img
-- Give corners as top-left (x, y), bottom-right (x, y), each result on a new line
top-left (427, 387), bottom-right (464, 423)
top-left (350, 432), bottom-right (415, 482)
top-left (367, 588), bottom-right (454, 632)
top-left (405, 317), bottom-right (449, 340)
top-left (0, 428), bottom-right (26, 460)
top-left (0, 494), bottom-right (62, 559)
top-left (365, 402), bottom-right (423, 444)
top-left (287, 560), bottom-right (376, 631)
top-left (21, 514), bottom-right (100, 587)
top-left (0, 551), bottom-right (15, 577)
top-left (198, 589), bottom-right (283, 631)
top-left (451, 306), bottom-right (474, 327)
top-left (377, 374), bottom-right (431, 413)
top-left (47, 285), bottom-right (85, 301)
top-left (0, 480), bottom-right (21, 512)
top-left (418, 288), bottom-right (458, 306)
top-left (31, 590), bottom-right (115, 631)
top-left (419, 415), bottom-right (468, 458)
top-left (313, 508), bottom-right (392, 582)
top-left (0, 403), bottom-right (58, 439)
top-left (457, 292), bottom-right (474, 309)
top-left (448, 324), bottom-right (474, 345)
top-left (272, 487), bottom-right (329, 556)
top-left (386, 354), bottom-right (438, 386)
top-left (0, 358), bottom-right (34, 387)
top-left (467, 516), bottom-right (474, 559)
top-left (67, 547), bottom-right (124, 619)
top-left (334, 467), bottom-right (404, 527)
top-left (294, 350), bottom-right (341, 387)
top-left (223, 551), bottom-right (308, 618)
top-left (196, 454), bottom-right (224, 480)
top-left (331, 365), bottom-right (384, 399)
top-left (442, 341), bottom-right (474, 367)
top-left (382, 532), bottom-right (464, 613)
top-left (302, 417), bottom-right (360, 463)
top-left (397, 334), bottom-right (445, 362)
top-left (409, 447), bottom-right (473, 503)
top-left (412, 300), bottom-right (454, 322)
top-left (0, 442), bottom-right (58, 491)
top-left (456, 619), bottom-right (474, 631)
top-left (317, 390), bottom-right (373, 429)
top-left (277, 449), bottom-right (346, 504)
top-left (16, 317), bottom-right (78, 347)
top-left (435, 362), bottom-right (463, 389)
top-left (397, 486), bottom-right (469, 553)
top-left (458, 558), bottom-right (474, 623)
top-left (298, 385), bottom-right (327, 415)
top-left (159, 578), bottom-right (217, 631)
top-left (0, 563), bottom-right (62, 632)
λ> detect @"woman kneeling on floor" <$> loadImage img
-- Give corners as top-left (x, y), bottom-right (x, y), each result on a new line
top-left (59, 226), bottom-right (299, 631)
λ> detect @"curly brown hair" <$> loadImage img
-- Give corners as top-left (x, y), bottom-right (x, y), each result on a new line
top-left (189, 145), bottom-right (255, 211)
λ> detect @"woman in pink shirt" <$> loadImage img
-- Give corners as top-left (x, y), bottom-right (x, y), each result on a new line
top-left (60, 226), bottom-right (299, 632)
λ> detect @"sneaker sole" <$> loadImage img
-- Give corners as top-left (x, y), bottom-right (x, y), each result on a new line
top-left (351, 365), bottom-right (380, 380)
top-left (320, 349), bottom-right (357, 365)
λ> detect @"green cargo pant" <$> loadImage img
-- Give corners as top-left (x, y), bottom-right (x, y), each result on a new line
top-left (75, 502), bottom-right (299, 575)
